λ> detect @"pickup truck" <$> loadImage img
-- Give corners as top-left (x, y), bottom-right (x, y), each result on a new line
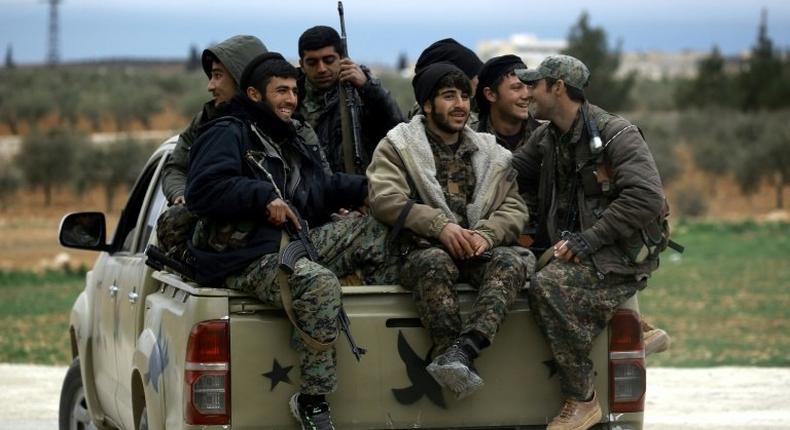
top-left (57, 138), bottom-right (646, 430)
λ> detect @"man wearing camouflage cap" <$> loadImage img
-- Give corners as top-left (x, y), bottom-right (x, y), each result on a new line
top-left (162, 35), bottom-right (268, 205)
top-left (475, 54), bottom-right (542, 151)
top-left (511, 55), bottom-right (670, 430)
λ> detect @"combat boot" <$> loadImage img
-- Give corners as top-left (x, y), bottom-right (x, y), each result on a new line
top-left (547, 391), bottom-right (602, 430)
top-left (289, 393), bottom-right (336, 430)
top-left (426, 337), bottom-right (483, 399)
top-left (642, 319), bottom-right (671, 356)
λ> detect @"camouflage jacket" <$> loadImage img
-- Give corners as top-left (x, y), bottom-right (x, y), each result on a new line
top-left (511, 101), bottom-right (667, 276)
top-left (161, 101), bottom-right (217, 203)
top-left (297, 66), bottom-right (405, 175)
top-left (367, 115), bottom-right (527, 248)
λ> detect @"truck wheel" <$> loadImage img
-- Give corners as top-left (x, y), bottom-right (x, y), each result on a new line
top-left (59, 358), bottom-right (97, 430)
top-left (138, 407), bottom-right (148, 430)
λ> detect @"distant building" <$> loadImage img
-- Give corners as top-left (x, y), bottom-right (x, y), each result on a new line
top-left (618, 50), bottom-right (708, 80)
top-left (477, 33), bottom-right (567, 68)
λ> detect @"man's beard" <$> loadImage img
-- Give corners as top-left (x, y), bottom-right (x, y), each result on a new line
top-left (431, 109), bottom-right (467, 134)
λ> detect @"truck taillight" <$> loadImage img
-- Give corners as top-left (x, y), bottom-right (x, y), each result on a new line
top-left (609, 309), bottom-right (645, 413)
top-left (185, 319), bottom-right (230, 425)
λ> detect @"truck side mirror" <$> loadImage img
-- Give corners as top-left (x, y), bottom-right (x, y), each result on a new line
top-left (59, 212), bottom-right (110, 252)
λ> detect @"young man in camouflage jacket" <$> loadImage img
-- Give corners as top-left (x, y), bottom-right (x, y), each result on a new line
top-left (367, 63), bottom-right (531, 401)
top-left (512, 55), bottom-right (669, 430)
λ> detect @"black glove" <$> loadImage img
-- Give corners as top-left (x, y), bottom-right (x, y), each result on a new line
top-left (561, 231), bottom-right (594, 260)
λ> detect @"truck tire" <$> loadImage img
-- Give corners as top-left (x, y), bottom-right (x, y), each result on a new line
top-left (59, 357), bottom-right (97, 430)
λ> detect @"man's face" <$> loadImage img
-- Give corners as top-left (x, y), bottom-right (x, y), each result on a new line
top-left (424, 86), bottom-right (470, 135)
top-left (207, 61), bottom-right (237, 105)
top-left (525, 78), bottom-right (557, 122)
top-left (300, 46), bottom-right (341, 89)
top-left (489, 73), bottom-right (530, 122)
top-left (261, 76), bottom-right (299, 121)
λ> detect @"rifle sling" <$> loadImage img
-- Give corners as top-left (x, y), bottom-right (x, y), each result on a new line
top-left (276, 232), bottom-right (337, 352)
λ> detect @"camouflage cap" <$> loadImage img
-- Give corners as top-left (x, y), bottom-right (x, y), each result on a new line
top-left (515, 54), bottom-right (590, 90)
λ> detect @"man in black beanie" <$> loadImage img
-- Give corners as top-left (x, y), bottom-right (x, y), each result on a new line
top-left (408, 38), bottom-right (484, 126)
top-left (367, 62), bottom-right (531, 400)
top-left (297, 25), bottom-right (404, 175)
top-left (475, 54), bottom-right (542, 151)
top-left (186, 52), bottom-right (396, 430)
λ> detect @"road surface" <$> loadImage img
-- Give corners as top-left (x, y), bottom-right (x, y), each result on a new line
top-left (1, 364), bottom-right (788, 429)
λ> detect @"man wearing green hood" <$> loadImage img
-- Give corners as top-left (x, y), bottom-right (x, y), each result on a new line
top-left (162, 34), bottom-right (268, 205)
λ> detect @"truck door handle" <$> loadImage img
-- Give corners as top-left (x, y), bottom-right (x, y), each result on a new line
top-left (128, 291), bottom-right (138, 304)
top-left (109, 285), bottom-right (119, 297)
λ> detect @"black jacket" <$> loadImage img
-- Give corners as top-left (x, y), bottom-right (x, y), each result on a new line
top-left (185, 97), bottom-right (367, 284)
top-left (296, 66), bottom-right (405, 174)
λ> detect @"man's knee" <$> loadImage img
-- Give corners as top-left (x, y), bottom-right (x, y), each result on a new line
top-left (293, 260), bottom-right (342, 308)
top-left (405, 247), bottom-right (458, 278)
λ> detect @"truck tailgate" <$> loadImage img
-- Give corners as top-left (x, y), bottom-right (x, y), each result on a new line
top-left (228, 286), bottom-right (613, 429)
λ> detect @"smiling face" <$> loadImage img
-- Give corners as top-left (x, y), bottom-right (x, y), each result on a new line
top-left (262, 76), bottom-right (298, 121)
top-left (525, 78), bottom-right (558, 122)
top-left (207, 60), bottom-right (237, 105)
top-left (424, 86), bottom-right (470, 136)
top-left (299, 45), bottom-right (341, 90)
top-left (488, 73), bottom-right (530, 122)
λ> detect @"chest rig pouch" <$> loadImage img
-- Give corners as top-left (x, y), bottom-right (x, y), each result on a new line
top-left (580, 108), bottom-right (675, 264)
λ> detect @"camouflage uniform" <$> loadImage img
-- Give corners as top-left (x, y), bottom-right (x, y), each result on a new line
top-left (401, 246), bottom-right (527, 353)
top-left (225, 215), bottom-right (395, 395)
top-left (395, 127), bottom-right (528, 353)
top-left (513, 55), bottom-right (667, 401)
top-left (529, 259), bottom-right (644, 399)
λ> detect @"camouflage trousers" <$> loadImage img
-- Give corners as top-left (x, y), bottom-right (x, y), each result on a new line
top-left (528, 258), bottom-right (645, 400)
top-left (400, 246), bottom-right (529, 354)
top-left (225, 215), bottom-right (395, 395)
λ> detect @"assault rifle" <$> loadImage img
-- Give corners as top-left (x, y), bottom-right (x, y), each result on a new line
top-left (279, 204), bottom-right (368, 361)
top-left (337, 1), bottom-right (365, 174)
top-left (145, 244), bottom-right (197, 283)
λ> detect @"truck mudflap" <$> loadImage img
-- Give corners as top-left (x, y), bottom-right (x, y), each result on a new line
top-left (226, 287), bottom-right (639, 429)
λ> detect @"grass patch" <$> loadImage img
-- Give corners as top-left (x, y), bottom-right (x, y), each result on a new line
top-left (640, 220), bottom-right (790, 367)
top-left (0, 270), bottom-right (84, 364)
top-left (1, 221), bottom-right (788, 367)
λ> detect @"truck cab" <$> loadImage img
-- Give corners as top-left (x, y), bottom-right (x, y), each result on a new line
top-left (58, 139), bottom-right (646, 429)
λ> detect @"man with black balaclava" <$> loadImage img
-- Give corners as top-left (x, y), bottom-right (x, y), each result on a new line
top-left (185, 53), bottom-right (396, 430)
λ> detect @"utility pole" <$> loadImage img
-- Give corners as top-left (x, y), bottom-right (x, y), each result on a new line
top-left (46, 0), bottom-right (62, 65)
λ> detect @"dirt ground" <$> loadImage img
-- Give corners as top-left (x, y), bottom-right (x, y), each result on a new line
top-left (1, 365), bottom-right (788, 430)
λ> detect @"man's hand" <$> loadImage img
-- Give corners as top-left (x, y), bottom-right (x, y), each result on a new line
top-left (173, 196), bottom-right (186, 206)
top-left (338, 58), bottom-right (367, 88)
top-left (553, 232), bottom-right (593, 263)
top-left (468, 231), bottom-right (491, 256)
top-left (266, 198), bottom-right (301, 229)
top-left (439, 223), bottom-right (476, 260)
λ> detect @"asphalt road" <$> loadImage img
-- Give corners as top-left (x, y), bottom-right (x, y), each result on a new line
top-left (1, 364), bottom-right (788, 429)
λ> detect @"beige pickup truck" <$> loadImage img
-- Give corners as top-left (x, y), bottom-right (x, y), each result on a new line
top-left (57, 139), bottom-right (646, 430)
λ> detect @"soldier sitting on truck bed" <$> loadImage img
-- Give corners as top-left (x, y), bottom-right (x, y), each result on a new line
top-left (367, 62), bottom-right (531, 401)
top-left (185, 52), bottom-right (396, 430)
top-left (511, 55), bottom-right (670, 430)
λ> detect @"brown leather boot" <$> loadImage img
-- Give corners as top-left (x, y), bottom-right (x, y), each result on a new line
top-left (642, 319), bottom-right (671, 356)
top-left (547, 391), bottom-right (602, 430)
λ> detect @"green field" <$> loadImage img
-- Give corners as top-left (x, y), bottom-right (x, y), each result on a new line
top-left (1, 221), bottom-right (788, 366)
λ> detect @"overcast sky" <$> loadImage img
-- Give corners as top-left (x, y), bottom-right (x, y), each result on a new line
top-left (2, 0), bottom-right (789, 65)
